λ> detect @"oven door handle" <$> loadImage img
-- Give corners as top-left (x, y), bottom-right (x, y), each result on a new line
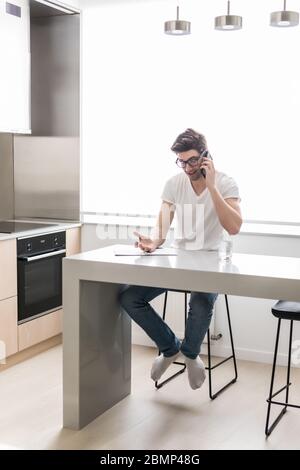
top-left (18, 249), bottom-right (66, 262)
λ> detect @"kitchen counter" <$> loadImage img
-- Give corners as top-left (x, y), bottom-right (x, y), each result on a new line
top-left (0, 219), bottom-right (81, 241)
top-left (63, 244), bottom-right (300, 430)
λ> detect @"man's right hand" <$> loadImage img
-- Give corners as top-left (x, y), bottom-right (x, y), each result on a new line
top-left (133, 231), bottom-right (158, 253)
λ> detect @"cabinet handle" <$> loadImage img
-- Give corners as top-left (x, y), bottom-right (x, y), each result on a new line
top-left (18, 249), bottom-right (66, 262)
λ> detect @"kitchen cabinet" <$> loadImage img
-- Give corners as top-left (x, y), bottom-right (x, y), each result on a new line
top-left (66, 227), bottom-right (81, 256)
top-left (0, 0), bottom-right (31, 134)
top-left (0, 296), bottom-right (18, 357)
top-left (0, 239), bottom-right (17, 301)
top-left (0, 238), bottom-right (17, 362)
top-left (0, 227), bottom-right (81, 361)
top-left (18, 308), bottom-right (62, 351)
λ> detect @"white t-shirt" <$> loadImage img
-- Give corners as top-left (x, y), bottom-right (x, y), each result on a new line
top-left (161, 171), bottom-right (240, 251)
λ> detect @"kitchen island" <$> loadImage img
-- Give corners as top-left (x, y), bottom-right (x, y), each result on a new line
top-left (63, 244), bottom-right (300, 429)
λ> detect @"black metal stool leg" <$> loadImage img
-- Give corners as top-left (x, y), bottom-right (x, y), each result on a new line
top-left (206, 294), bottom-right (238, 400)
top-left (265, 318), bottom-right (300, 436)
top-left (207, 326), bottom-right (213, 398)
top-left (265, 318), bottom-right (285, 436)
top-left (155, 292), bottom-right (187, 389)
top-left (285, 320), bottom-right (293, 408)
top-left (265, 319), bottom-right (298, 436)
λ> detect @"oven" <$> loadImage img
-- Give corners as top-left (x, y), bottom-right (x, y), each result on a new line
top-left (17, 231), bottom-right (66, 324)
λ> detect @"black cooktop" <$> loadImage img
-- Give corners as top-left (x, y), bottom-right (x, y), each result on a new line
top-left (0, 221), bottom-right (58, 234)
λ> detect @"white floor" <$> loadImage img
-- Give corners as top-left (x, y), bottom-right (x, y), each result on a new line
top-left (0, 344), bottom-right (299, 450)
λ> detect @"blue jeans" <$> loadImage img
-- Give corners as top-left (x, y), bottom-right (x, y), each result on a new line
top-left (119, 285), bottom-right (218, 360)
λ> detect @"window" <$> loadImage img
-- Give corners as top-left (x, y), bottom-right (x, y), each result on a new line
top-left (82, 0), bottom-right (300, 222)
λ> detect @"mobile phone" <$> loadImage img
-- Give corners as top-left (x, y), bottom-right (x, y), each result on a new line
top-left (200, 150), bottom-right (213, 178)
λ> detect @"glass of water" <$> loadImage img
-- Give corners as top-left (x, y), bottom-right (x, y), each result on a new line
top-left (218, 237), bottom-right (233, 261)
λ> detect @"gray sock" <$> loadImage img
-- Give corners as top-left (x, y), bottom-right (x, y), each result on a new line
top-left (151, 352), bottom-right (180, 382)
top-left (185, 356), bottom-right (206, 390)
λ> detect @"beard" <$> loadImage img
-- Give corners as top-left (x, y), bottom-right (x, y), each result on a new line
top-left (186, 168), bottom-right (203, 181)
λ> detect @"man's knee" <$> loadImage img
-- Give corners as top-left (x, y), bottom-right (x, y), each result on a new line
top-left (119, 286), bottom-right (143, 311)
top-left (119, 287), bottom-right (133, 311)
top-left (190, 292), bottom-right (218, 311)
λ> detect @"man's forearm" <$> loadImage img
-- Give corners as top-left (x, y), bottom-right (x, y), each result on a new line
top-left (152, 203), bottom-right (175, 247)
top-left (152, 221), bottom-right (169, 247)
top-left (209, 187), bottom-right (242, 235)
top-left (152, 234), bottom-right (165, 248)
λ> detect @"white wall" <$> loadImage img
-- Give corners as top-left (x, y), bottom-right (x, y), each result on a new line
top-left (77, 0), bottom-right (300, 367)
top-left (80, 0), bottom-right (300, 222)
top-left (81, 224), bottom-right (300, 367)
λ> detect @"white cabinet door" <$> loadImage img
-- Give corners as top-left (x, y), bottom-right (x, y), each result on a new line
top-left (0, 0), bottom-right (31, 134)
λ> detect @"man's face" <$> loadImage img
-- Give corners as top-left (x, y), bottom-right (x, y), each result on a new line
top-left (177, 149), bottom-right (204, 181)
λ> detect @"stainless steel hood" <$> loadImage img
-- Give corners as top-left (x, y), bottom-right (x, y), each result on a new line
top-left (0, 1), bottom-right (80, 222)
top-left (14, 136), bottom-right (80, 220)
top-left (29, 0), bottom-right (77, 17)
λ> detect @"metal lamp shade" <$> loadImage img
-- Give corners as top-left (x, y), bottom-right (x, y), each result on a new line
top-left (215, 14), bottom-right (242, 30)
top-left (164, 19), bottom-right (191, 35)
top-left (164, 6), bottom-right (191, 35)
top-left (270, 10), bottom-right (299, 27)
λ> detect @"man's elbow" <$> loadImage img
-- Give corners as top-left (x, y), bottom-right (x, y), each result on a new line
top-left (228, 218), bottom-right (243, 236)
top-left (228, 228), bottom-right (240, 236)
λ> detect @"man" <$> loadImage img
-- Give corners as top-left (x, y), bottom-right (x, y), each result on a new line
top-left (120, 128), bottom-right (242, 390)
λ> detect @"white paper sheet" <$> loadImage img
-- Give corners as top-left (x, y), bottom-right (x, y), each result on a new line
top-left (113, 246), bottom-right (178, 256)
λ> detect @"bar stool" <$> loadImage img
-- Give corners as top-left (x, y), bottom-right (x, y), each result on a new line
top-left (155, 290), bottom-right (238, 399)
top-left (265, 300), bottom-right (300, 436)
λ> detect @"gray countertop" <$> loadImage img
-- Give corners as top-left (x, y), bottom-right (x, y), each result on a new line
top-left (0, 218), bottom-right (81, 241)
top-left (65, 244), bottom-right (300, 301)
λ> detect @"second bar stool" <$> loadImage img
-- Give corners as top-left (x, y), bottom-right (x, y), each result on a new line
top-left (265, 300), bottom-right (300, 436)
top-left (155, 290), bottom-right (238, 399)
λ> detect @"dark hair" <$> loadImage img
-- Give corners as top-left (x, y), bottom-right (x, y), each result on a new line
top-left (171, 128), bottom-right (207, 155)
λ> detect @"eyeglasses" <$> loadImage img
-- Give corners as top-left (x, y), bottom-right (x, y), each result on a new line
top-left (175, 155), bottom-right (201, 169)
